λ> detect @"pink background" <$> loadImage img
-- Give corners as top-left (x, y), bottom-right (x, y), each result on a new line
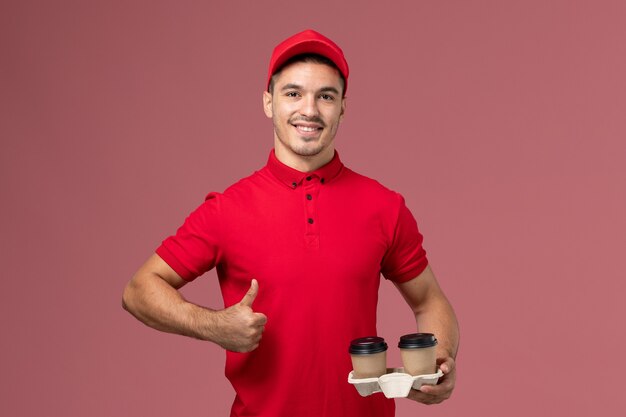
top-left (2, 1), bottom-right (625, 416)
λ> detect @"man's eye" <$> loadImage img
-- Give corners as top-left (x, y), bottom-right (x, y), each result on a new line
top-left (286, 91), bottom-right (299, 97)
top-left (320, 94), bottom-right (334, 101)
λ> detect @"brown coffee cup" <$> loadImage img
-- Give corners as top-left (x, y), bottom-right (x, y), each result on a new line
top-left (349, 336), bottom-right (388, 379)
top-left (398, 333), bottom-right (438, 376)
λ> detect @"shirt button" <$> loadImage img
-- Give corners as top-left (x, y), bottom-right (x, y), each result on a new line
top-left (292, 182), bottom-right (297, 188)
top-left (306, 194), bottom-right (312, 200)
top-left (306, 176), bottom-right (312, 181)
top-left (308, 218), bottom-right (314, 224)
top-left (321, 178), bottom-right (325, 184)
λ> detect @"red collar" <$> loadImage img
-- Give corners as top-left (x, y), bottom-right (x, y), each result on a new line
top-left (266, 150), bottom-right (344, 189)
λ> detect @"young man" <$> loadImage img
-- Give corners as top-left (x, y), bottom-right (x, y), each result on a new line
top-left (123, 29), bottom-right (459, 417)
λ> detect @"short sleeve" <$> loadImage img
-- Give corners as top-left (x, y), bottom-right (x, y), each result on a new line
top-left (155, 193), bottom-right (223, 281)
top-left (380, 195), bottom-right (428, 283)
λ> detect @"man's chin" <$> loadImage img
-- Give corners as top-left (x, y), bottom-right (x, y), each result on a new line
top-left (291, 146), bottom-right (324, 158)
top-left (275, 134), bottom-right (330, 159)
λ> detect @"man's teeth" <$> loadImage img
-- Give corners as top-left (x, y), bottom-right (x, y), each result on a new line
top-left (297, 126), bottom-right (318, 132)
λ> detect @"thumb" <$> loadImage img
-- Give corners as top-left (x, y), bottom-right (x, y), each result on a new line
top-left (239, 279), bottom-right (259, 308)
top-left (439, 357), bottom-right (455, 374)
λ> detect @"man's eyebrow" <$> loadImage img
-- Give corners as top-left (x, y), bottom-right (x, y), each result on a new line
top-left (319, 86), bottom-right (340, 95)
top-left (280, 83), bottom-right (302, 91)
top-left (280, 84), bottom-right (341, 95)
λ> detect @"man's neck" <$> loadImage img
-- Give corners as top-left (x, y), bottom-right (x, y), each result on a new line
top-left (273, 145), bottom-right (335, 173)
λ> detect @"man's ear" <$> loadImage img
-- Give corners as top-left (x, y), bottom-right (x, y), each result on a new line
top-left (339, 96), bottom-right (347, 121)
top-left (263, 90), bottom-right (273, 118)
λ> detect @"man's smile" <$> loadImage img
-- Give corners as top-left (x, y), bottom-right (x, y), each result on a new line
top-left (290, 116), bottom-right (325, 126)
top-left (294, 125), bottom-right (319, 132)
top-left (290, 118), bottom-right (325, 137)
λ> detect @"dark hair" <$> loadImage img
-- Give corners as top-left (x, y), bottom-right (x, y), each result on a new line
top-left (268, 53), bottom-right (346, 96)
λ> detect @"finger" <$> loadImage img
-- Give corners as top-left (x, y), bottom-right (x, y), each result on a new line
top-left (406, 388), bottom-right (441, 405)
top-left (437, 356), bottom-right (455, 374)
top-left (235, 342), bottom-right (259, 353)
top-left (239, 279), bottom-right (259, 307)
top-left (253, 312), bottom-right (268, 326)
top-left (419, 380), bottom-right (450, 395)
top-left (419, 372), bottom-right (454, 400)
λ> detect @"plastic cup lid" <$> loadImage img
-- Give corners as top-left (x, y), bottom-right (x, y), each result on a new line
top-left (398, 333), bottom-right (438, 349)
top-left (349, 336), bottom-right (388, 355)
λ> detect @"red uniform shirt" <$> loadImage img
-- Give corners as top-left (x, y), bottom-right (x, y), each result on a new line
top-left (157, 150), bottom-right (428, 417)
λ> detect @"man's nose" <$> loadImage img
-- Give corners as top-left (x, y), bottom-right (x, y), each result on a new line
top-left (299, 95), bottom-right (319, 117)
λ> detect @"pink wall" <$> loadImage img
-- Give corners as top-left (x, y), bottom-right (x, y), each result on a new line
top-left (2, 1), bottom-right (625, 416)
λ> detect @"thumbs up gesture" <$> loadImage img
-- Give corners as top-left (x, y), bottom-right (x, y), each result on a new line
top-left (214, 279), bottom-right (268, 352)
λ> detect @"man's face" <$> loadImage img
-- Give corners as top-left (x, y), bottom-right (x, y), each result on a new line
top-left (263, 61), bottom-right (346, 163)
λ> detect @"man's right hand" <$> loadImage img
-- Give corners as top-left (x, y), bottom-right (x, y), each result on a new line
top-left (212, 279), bottom-right (268, 352)
top-left (123, 255), bottom-right (267, 352)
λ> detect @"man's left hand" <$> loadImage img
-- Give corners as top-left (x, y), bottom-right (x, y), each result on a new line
top-left (406, 357), bottom-right (456, 405)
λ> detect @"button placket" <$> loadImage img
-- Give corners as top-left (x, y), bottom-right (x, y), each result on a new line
top-left (303, 175), bottom-right (320, 240)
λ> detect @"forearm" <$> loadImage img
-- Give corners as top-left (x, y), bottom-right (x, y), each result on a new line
top-left (414, 294), bottom-right (459, 360)
top-left (396, 267), bottom-right (459, 403)
top-left (122, 272), bottom-right (217, 341)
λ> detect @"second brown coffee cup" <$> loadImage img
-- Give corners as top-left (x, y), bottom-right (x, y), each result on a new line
top-left (398, 333), bottom-right (438, 376)
top-left (349, 336), bottom-right (388, 379)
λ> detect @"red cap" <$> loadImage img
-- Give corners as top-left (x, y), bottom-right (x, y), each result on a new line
top-left (267, 29), bottom-right (349, 95)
